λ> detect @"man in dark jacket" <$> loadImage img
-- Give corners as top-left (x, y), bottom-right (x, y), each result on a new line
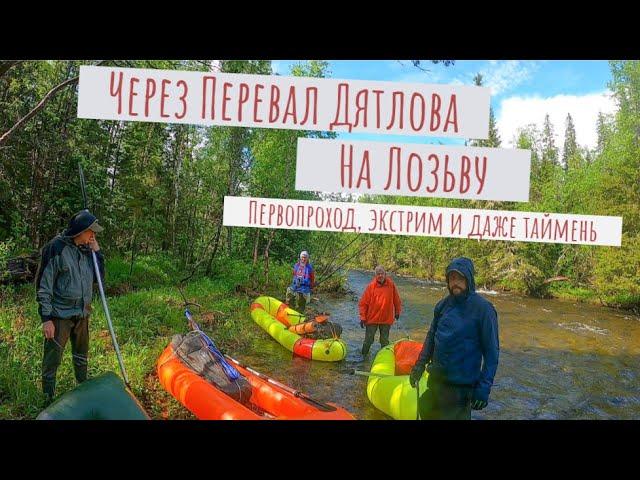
top-left (36, 210), bottom-right (105, 403)
top-left (409, 257), bottom-right (499, 420)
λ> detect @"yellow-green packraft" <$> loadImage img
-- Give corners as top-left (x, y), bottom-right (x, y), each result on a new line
top-left (250, 296), bottom-right (346, 362)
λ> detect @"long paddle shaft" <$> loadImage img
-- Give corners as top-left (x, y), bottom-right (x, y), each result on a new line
top-left (78, 162), bottom-right (129, 387)
top-left (92, 249), bottom-right (130, 387)
top-left (351, 369), bottom-right (394, 378)
top-left (223, 354), bottom-right (336, 412)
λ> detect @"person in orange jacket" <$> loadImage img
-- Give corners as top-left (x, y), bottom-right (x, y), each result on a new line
top-left (358, 265), bottom-right (402, 356)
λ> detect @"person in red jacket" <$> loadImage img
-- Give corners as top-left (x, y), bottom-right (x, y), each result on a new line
top-left (358, 265), bottom-right (402, 356)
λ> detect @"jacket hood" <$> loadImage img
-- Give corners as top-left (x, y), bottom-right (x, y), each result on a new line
top-left (446, 257), bottom-right (476, 297)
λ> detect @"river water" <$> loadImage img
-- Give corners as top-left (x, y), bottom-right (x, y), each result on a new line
top-left (239, 270), bottom-right (640, 420)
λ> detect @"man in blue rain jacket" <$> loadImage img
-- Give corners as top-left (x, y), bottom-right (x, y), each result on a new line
top-left (409, 257), bottom-right (499, 420)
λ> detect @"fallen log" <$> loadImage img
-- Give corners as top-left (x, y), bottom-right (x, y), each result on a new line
top-left (1, 252), bottom-right (39, 285)
top-left (542, 276), bottom-right (570, 285)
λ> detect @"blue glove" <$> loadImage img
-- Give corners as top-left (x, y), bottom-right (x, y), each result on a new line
top-left (409, 365), bottom-right (424, 388)
top-left (471, 389), bottom-right (488, 410)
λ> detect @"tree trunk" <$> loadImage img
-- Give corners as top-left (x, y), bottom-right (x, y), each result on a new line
top-left (262, 230), bottom-right (276, 288)
top-left (251, 230), bottom-right (261, 289)
top-left (252, 230), bottom-right (260, 266)
top-left (205, 217), bottom-right (224, 275)
top-left (128, 216), bottom-right (138, 278)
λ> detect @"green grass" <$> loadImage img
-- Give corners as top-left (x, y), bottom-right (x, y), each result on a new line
top-left (548, 283), bottom-right (640, 313)
top-left (101, 254), bottom-right (184, 294)
top-left (548, 283), bottom-right (598, 303)
top-left (0, 254), bottom-right (293, 419)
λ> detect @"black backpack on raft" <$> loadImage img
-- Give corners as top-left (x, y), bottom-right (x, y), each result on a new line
top-left (171, 333), bottom-right (252, 404)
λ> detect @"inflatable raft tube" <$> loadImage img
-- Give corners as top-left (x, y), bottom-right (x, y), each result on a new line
top-left (366, 340), bottom-right (428, 420)
top-left (36, 371), bottom-right (149, 420)
top-left (157, 342), bottom-right (354, 420)
top-left (250, 296), bottom-right (347, 362)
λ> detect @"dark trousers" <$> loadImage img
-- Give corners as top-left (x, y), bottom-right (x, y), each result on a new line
top-left (285, 287), bottom-right (310, 312)
top-left (42, 316), bottom-right (89, 399)
top-left (418, 375), bottom-right (472, 420)
top-left (361, 324), bottom-right (391, 354)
